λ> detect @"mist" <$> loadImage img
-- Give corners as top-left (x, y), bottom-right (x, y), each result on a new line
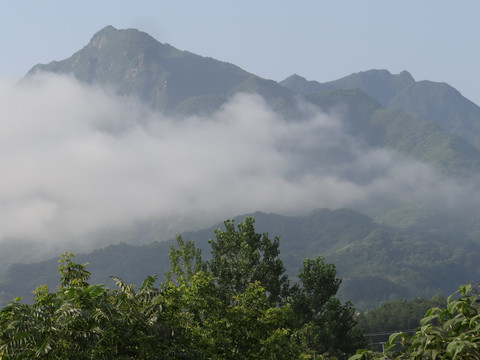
top-left (1, 73), bottom-right (479, 266)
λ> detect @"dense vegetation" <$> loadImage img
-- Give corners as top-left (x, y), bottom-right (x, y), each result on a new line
top-left (0, 218), bottom-right (366, 359)
top-left (304, 89), bottom-right (480, 173)
top-left (2, 209), bottom-right (480, 309)
top-left (2, 218), bottom-right (479, 358)
top-left (352, 284), bottom-right (480, 359)
top-left (357, 296), bottom-right (447, 351)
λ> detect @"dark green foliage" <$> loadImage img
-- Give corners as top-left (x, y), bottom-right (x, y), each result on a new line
top-left (351, 284), bottom-right (480, 359)
top-left (296, 257), bottom-right (341, 311)
top-left (165, 235), bottom-right (207, 285)
top-left (0, 218), bottom-right (365, 359)
top-left (357, 296), bottom-right (447, 351)
top-left (0, 253), bottom-right (171, 359)
top-left (208, 217), bottom-right (288, 304)
top-left (330, 227), bottom-right (480, 308)
top-left (340, 276), bottom-right (410, 308)
top-left (3, 209), bottom-right (480, 310)
top-left (290, 257), bottom-right (367, 359)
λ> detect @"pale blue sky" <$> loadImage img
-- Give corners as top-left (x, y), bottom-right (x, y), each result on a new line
top-left (1, 1), bottom-right (479, 104)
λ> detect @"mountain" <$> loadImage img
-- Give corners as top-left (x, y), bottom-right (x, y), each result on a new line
top-left (281, 70), bottom-right (480, 150)
top-left (304, 89), bottom-right (480, 174)
top-left (6, 26), bottom-right (480, 310)
top-left (281, 70), bottom-right (416, 105)
top-left (28, 26), bottom-right (298, 117)
top-left (27, 27), bottom-right (480, 175)
top-left (1, 209), bottom-right (479, 309)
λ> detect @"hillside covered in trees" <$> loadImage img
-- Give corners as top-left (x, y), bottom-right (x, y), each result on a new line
top-left (2, 219), bottom-right (479, 359)
top-left (1, 209), bottom-right (479, 309)
top-left (0, 218), bottom-right (366, 359)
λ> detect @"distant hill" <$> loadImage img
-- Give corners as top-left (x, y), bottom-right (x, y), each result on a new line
top-left (281, 70), bottom-right (480, 150)
top-left (1, 209), bottom-right (479, 309)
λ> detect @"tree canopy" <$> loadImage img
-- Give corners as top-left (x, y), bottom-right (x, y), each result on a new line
top-left (0, 217), bottom-right (365, 359)
top-left (351, 284), bottom-right (480, 360)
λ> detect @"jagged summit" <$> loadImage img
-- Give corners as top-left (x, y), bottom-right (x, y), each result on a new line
top-left (283, 74), bottom-right (307, 82)
top-left (87, 25), bottom-right (163, 51)
top-left (90, 25), bottom-right (118, 45)
top-left (27, 25), bottom-right (175, 82)
top-left (27, 26), bottom-right (297, 115)
top-left (398, 69), bottom-right (414, 82)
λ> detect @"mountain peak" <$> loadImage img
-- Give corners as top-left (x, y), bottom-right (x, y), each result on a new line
top-left (94, 25), bottom-right (118, 35)
top-left (279, 74), bottom-right (322, 95)
top-left (89, 25), bottom-right (118, 49)
top-left (398, 70), bottom-right (414, 82)
top-left (283, 74), bottom-right (307, 82)
top-left (346, 69), bottom-right (415, 86)
top-left (28, 26), bottom-right (282, 114)
top-left (87, 25), bottom-right (159, 51)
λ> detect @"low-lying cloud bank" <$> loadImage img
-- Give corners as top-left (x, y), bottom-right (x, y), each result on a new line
top-left (0, 73), bottom-right (479, 260)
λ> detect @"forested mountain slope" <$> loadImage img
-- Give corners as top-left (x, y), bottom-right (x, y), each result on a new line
top-left (281, 70), bottom-right (480, 150)
top-left (2, 210), bottom-right (479, 309)
top-left (304, 89), bottom-right (480, 173)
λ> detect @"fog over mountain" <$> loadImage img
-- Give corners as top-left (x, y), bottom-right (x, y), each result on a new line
top-left (1, 70), bottom-right (480, 269)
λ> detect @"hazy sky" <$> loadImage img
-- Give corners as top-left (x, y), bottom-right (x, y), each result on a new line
top-left (1, 1), bottom-right (479, 104)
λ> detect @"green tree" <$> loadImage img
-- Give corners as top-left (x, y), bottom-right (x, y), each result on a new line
top-left (215, 281), bottom-right (299, 359)
top-left (356, 295), bottom-right (447, 350)
top-left (290, 256), bottom-right (367, 359)
top-left (208, 217), bottom-right (288, 304)
top-left (0, 253), bottom-right (171, 359)
top-left (161, 236), bottom-right (301, 359)
top-left (0, 218), bottom-right (366, 359)
top-left (164, 235), bottom-right (207, 285)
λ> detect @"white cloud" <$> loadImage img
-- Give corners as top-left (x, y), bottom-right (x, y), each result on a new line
top-left (0, 72), bottom-right (479, 266)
